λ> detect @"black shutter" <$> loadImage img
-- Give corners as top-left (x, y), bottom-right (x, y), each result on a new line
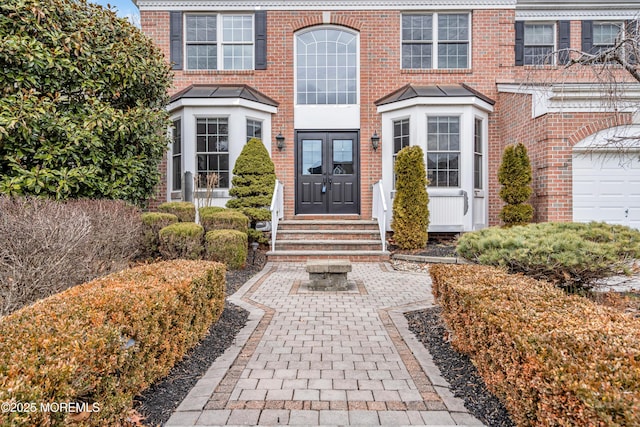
top-left (255, 11), bottom-right (267, 70)
top-left (515, 21), bottom-right (525, 66)
top-left (582, 20), bottom-right (593, 53)
top-left (558, 21), bottom-right (571, 64)
top-left (170, 11), bottom-right (183, 70)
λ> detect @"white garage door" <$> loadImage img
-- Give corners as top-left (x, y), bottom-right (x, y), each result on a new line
top-left (572, 151), bottom-right (640, 229)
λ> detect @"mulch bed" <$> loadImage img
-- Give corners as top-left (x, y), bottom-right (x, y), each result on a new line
top-left (390, 235), bottom-right (459, 258)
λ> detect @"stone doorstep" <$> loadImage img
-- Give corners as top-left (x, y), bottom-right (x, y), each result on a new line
top-left (305, 259), bottom-right (353, 274)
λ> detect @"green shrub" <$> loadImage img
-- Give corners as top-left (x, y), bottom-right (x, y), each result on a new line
top-left (158, 201), bottom-right (196, 222)
top-left (0, 260), bottom-right (225, 426)
top-left (391, 145), bottom-right (429, 249)
top-left (158, 222), bottom-right (204, 260)
top-left (198, 206), bottom-right (228, 218)
top-left (430, 264), bottom-right (640, 427)
top-left (498, 143), bottom-right (533, 226)
top-left (456, 222), bottom-right (640, 290)
top-left (205, 230), bottom-right (248, 270)
top-left (141, 212), bottom-right (179, 257)
top-left (200, 210), bottom-right (249, 234)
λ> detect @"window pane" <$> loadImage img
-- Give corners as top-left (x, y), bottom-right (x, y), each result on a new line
top-left (196, 118), bottom-right (230, 188)
top-left (594, 22), bottom-right (621, 46)
top-left (438, 14), bottom-right (468, 41)
top-left (302, 139), bottom-right (323, 175)
top-left (246, 119), bottom-right (262, 142)
top-left (186, 15), bottom-right (216, 42)
top-left (402, 14), bottom-right (432, 41)
top-left (438, 43), bottom-right (468, 68)
top-left (427, 117), bottom-right (460, 188)
top-left (402, 43), bottom-right (432, 69)
top-left (523, 23), bottom-right (554, 65)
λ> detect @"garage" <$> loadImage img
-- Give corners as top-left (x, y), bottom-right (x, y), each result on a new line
top-left (572, 125), bottom-right (640, 230)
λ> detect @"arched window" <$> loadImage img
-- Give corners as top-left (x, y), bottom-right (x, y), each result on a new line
top-left (296, 28), bottom-right (358, 105)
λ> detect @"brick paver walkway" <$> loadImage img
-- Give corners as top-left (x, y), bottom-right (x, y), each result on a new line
top-left (166, 263), bottom-right (484, 426)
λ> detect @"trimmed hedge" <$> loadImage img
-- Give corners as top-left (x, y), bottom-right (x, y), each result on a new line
top-left (141, 212), bottom-right (179, 257)
top-left (456, 222), bottom-right (640, 289)
top-left (430, 264), bottom-right (640, 427)
top-left (205, 230), bottom-right (248, 270)
top-left (200, 210), bottom-right (249, 234)
top-left (158, 201), bottom-right (196, 222)
top-left (198, 206), bottom-right (229, 218)
top-left (0, 260), bottom-right (226, 426)
top-left (158, 222), bottom-right (204, 260)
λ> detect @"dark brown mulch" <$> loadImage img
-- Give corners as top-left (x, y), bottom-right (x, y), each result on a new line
top-left (390, 235), bottom-right (459, 258)
top-left (134, 250), bottom-right (266, 427)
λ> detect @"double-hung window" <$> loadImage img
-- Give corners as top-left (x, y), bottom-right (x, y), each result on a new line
top-left (427, 116), bottom-right (460, 187)
top-left (593, 22), bottom-right (623, 54)
top-left (523, 23), bottom-right (555, 65)
top-left (392, 118), bottom-right (410, 188)
top-left (186, 14), bottom-right (253, 70)
top-left (172, 119), bottom-right (182, 191)
top-left (196, 118), bottom-right (229, 188)
top-left (246, 119), bottom-right (262, 142)
top-left (401, 13), bottom-right (470, 69)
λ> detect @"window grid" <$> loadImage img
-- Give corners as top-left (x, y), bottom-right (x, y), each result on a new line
top-left (186, 15), bottom-right (217, 70)
top-left (246, 119), bottom-right (262, 142)
top-left (296, 29), bottom-right (358, 105)
top-left (172, 119), bottom-right (182, 191)
top-left (427, 116), bottom-right (460, 188)
top-left (196, 118), bottom-right (230, 188)
top-left (402, 13), bottom-right (469, 69)
top-left (393, 118), bottom-right (410, 189)
top-left (524, 23), bottom-right (555, 65)
top-left (593, 22), bottom-right (623, 52)
top-left (474, 118), bottom-right (482, 190)
top-left (222, 15), bottom-right (254, 70)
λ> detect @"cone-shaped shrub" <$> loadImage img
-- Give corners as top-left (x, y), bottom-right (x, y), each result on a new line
top-left (498, 143), bottom-right (533, 226)
top-left (201, 210), bottom-right (249, 234)
top-left (158, 222), bottom-right (204, 260)
top-left (141, 212), bottom-right (179, 257)
top-left (205, 230), bottom-right (248, 270)
top-left (226, 138), bottom-right (276, 228)
top-left (158, 201), bottom-right (196, 222)
top-left (391, 145), bottom-right (430, 249)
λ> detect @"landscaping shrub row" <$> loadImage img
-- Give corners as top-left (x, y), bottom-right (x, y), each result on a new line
top-left (0, 260), bottom-right (226, 427)
top-left (430, 264), bottom-right (640, 427)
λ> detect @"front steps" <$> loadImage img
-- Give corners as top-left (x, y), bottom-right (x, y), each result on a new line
top-left (266, 219), bottom-right (390, 262)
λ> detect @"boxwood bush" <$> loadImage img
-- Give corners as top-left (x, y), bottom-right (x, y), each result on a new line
top-left (430, 264), bottom-right (640, 427)
top-left (0, 260), bottom-right (225, 426)
top-left (158, 222), bottom-right (204, 260)
top-left (198, 206), bottom-right (229, 218)
top-left (456, 222), bottom-right (640, 289)
top-left (200, 210), bottom-right (249, 234)
top-left (141, 212), bottom-right (179, 257)
top-left (205, 230), bottom-right (248, 270)
top-left (158, 201), bottom-right (196, 222)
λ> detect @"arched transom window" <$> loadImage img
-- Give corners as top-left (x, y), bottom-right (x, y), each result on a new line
top-left (296, 28), bottom-right (358, 105)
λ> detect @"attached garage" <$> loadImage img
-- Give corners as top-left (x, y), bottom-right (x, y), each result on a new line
top-left (572, 125), bottom-right (640, 230)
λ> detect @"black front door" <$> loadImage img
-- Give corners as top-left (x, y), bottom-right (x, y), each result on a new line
top-left (296, 131), bottom-right (360, 215)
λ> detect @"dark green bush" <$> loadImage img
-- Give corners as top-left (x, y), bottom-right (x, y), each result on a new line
top-left (141, 212), bottom-right (179, 257)
top-left (498, 143), bottom-right (533, 226)
top-left (391, 145), bottom-right (429, 249)
top-left (205, 230), bottom-right (248, 270)
top-left (456, 222), bottom-right (640, 289)
top-left (158, 201), bottom-right (196, 222)
top-left (0, 260), bottom-right (225, 426)
top-left (158, 222), bottom-right (204, 260)
top-left (200, 210), bottom-right (249, 234)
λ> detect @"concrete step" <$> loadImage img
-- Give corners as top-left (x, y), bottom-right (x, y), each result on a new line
top-left (278, 220), bottom-right (379, 231)
top-left (276, 239), bottom-right (383, 251)
top-left (277, 229), bottom-right (381, 240)
top-left (266, 250), bottom-right (391, 262)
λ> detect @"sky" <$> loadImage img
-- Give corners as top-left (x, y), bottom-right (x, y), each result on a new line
top-left (90, 0), bottom-right (140, 27)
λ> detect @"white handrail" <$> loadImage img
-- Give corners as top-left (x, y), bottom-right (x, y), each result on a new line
top-left (270, 180), bottom-right (284, 252)
top-left (372, 180), bottom-right (387, 252)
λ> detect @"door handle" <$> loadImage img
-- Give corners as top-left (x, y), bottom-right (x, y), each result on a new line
top-left (328, 177), bottom-right (332, 190)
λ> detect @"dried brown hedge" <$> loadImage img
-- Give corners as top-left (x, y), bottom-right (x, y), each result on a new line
top-left (430, 264), bottom-right (640, 427)
top-left (0, 260), bottom-right (225, 426)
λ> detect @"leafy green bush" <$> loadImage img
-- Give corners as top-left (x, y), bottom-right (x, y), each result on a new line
top-left (158, 222), bottom-right (204, 260)
top-left (0, 260), bottom-right (225, 426)
top-left (498, 143), bottom-right (533, 226)
top-left (430, 264), bottom-right (640, 427)
top-left (456, 222), bottom-right (640, 289)
top-left (200, 210), bottom-right (249, 234)
top-left (198, 206), bottom-right (229, 218)
top-left (141, 212), bottom-right (179, 257)
top-left (158, 201), bottom-right (196, 222)
top-left (205, 230), bottom-right (248, 270)
top-left (0, 0), bottom-right (171, 205)
top-left (391, 145), bottom-right (429, 249)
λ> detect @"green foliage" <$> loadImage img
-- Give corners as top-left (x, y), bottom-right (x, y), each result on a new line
top-left (200, 210), bottom-right (249, 234)
top-left (205, 230), bottom-right (248, 270)
top-left (0, 260), bottom-right (225, 426)
top-left (456, 222), bottom-right (640, 290)
top-left (498, 143), bottom-right (533, 226)
top-left (391, 145), bottom-right (429, 249)
top-left (158, 201), bottom-right (196, 222)
top-left (247, 228), bottom-right (268, 244)
top-left (0, 0), bottom-right (171, 206)
top-left (226, 138), bottom-right (276, 226)
top-left (158, 222), bottom-right (204, 260)
top-left (141, 212), bottom-right (178, 257)
top-left (198, 206), bottom-right (228, 218)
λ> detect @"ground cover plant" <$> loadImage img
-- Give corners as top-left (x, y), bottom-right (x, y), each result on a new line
top-left (430, 263), bottom-right (640, 427)
top-left (456, 221), bottom-right (640, 290)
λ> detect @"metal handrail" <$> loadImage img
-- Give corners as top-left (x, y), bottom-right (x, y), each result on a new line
top-left (269, 180), bottom-right (284, 252)
top-left (372, 180), bottom-right (387, 252)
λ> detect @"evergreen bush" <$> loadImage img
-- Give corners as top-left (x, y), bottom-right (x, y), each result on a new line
top-left (205, 230), bottom-right (248, 270)
top-left (391, 145), bottom-right (429, 249)
top-left (198, 206), bottom-right (228, 218)
top-left (498, 143), bottom-right (533, 226)
top-left (141, 212), bottom-right (179, 257)
top-left (158, 201), bottom-right (196, 222)
top-left (200, 211), bottom-right (249, 234)
top-left (158, 222), bottom-right (204, 260)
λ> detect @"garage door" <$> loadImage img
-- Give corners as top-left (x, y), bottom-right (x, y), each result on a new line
top-left (572, 151), bottom-right (640, 229)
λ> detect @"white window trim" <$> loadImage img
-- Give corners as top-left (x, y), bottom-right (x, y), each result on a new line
top-left (523, 21), bottom-right (557, 66)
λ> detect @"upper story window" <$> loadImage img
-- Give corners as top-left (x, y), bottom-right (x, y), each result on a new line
top-left (185, 14), bottom-right (253, 70)
top-left (524, 23), bottom-right (555, 65)
top-left (593, 22), bottom-right (623, 53)
top-left (427, 116), bottom-right (460, 187)
top-left (401, 13), bottom-right (470, 69)
top-left (296, 28), bottom-right (358, 105)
